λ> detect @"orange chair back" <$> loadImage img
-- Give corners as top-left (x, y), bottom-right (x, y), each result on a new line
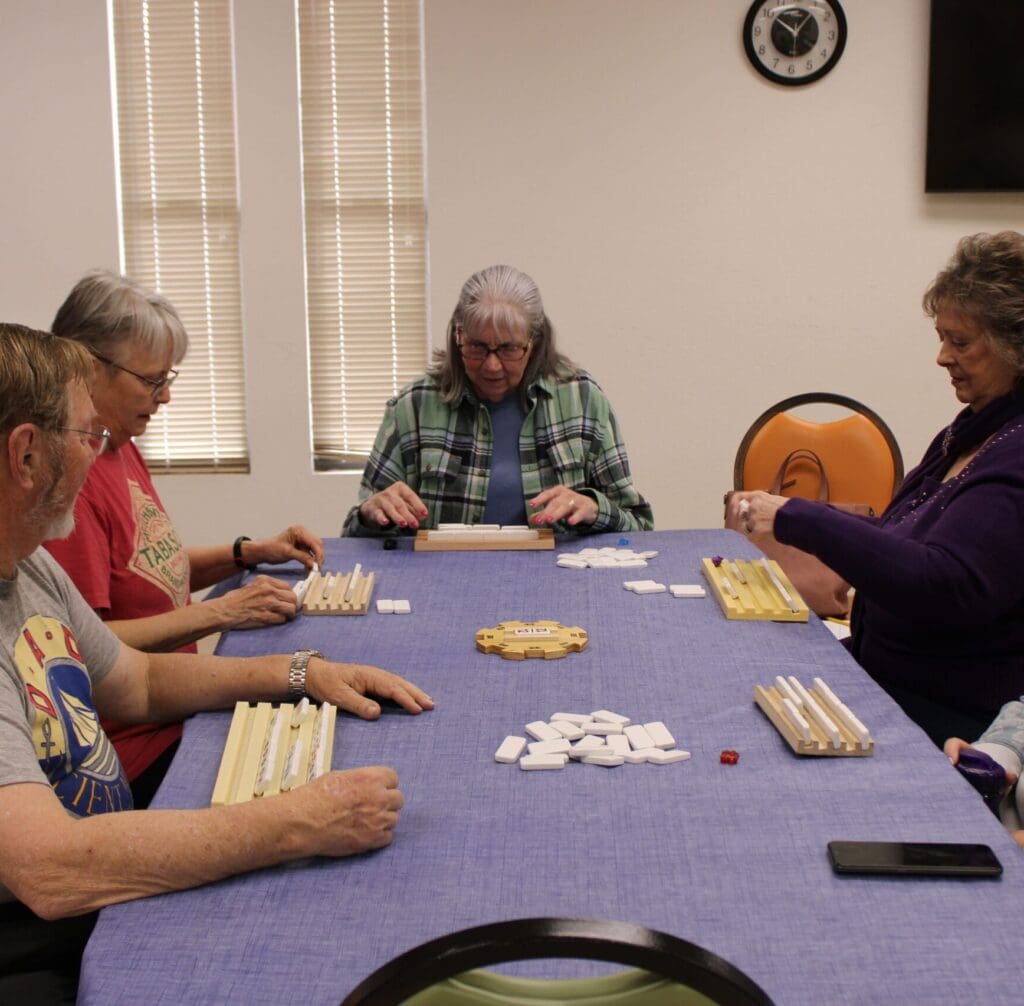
top-left (734, 394), bottom-right (903, 516)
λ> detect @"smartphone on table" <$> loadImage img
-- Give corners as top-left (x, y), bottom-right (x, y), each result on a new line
top-left (827, 840), bottom-right (1002, 878)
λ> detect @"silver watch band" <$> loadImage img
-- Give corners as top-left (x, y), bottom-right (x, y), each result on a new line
top-left (288, 649), bottom-right (323, 699)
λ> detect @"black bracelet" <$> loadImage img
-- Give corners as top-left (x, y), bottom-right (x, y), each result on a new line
top-left (233, 535), bottom-right (256, 571)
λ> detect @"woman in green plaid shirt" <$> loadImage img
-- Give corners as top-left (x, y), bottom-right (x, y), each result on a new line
top-left (344, 265), bottom-right (653, 536)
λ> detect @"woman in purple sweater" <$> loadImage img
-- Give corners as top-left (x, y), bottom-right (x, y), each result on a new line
top-left (728, 231), bottom-right (1024, 746)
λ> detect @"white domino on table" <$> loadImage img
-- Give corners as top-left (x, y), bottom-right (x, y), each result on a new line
top-left (494, 736), bottom-right (527, 764)
top-left (550, 712), bottom-right (592, 726)
top-left (646, 748), bottom-right (691, 764)
top-left (591, 710), bottom-right (631, 726)
top-left (520, 753), bottom-right (568, 770)
top-left (605, 734), bottom-right (630, 757)
top-left (582, 752), bottom-right (626, 767)
top-left (582, 721), bottom-right (624, 735)
top-left (568, 735), bottom-right (606, 759)
top-left (525, 720), bottom-right (562, 742)
top-left (624, 580), bottom-right (667, 595)
top-left (669, 584), bottom-right (706, 598)
top-left (549, 720), bottom-right (585, 740)
top-left (376, 598), bottom-right (411, 614)
top-left (527, 738), bottom-right (572, 756)
top-left (643, 721), bottom-right (675, 749)
top-left (623, 724), bottom-right (655, 751)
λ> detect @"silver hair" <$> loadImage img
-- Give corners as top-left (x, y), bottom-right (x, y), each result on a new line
top-left (51, 269), bottom-right (189, 366)
top-left (431, 265), bottom-right (574, 402)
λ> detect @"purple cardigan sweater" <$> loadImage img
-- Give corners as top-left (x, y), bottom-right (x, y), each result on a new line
top-left (775, 391), bottom-right (1024, 722)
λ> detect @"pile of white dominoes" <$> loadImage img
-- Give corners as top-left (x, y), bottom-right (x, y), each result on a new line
top-left (495, 710), bottom-right (690, 770)
top-left (556, 547), bottom-right (658, 569)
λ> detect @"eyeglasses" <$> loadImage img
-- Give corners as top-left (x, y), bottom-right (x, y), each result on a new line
top-left (91, 351), bottom-right (178, 399)
top-left (458, 338), bottom-right (532, 363)
top-left (59, 425), bottom-right (112, 456)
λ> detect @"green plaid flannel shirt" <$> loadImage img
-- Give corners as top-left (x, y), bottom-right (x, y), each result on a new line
top-left (343, 371), bottom-right (653, 536)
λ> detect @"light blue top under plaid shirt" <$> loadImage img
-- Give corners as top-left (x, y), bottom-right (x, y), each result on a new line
top-left (343, 370), bottom-right (654, 536)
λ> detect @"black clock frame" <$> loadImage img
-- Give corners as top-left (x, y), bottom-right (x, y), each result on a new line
top-left (743, 0), bottom-right (847, 87)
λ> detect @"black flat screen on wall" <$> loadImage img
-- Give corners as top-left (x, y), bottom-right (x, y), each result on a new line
top-left (926, 0), bottom-right (1024, 192)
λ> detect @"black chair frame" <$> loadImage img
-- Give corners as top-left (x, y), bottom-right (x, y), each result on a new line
top-left (732, 391), bottom-right (904, 492)
top-left (342, 917), bottom-right (775, 1006)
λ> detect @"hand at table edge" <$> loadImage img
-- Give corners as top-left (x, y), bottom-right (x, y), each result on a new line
top-left (306, 658), bottom-right (434, 719)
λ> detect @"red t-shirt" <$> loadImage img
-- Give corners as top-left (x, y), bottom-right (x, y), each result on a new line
top-left (44, 441), bottom-right (190, 780)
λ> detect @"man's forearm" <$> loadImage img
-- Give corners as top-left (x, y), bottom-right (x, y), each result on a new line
top-left (144, 652), bottom-right (292, 720)
top-left (4, 784), bottom-right (318, 918)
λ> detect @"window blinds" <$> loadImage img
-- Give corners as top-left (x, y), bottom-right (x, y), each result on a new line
top-left (297, 0), bottom-right (428, 469)
top-left (110, 0), bottom-right (249, 472)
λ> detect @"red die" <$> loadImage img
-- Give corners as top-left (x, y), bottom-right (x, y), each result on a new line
top-left (720, 749), bottom-right (739, 765)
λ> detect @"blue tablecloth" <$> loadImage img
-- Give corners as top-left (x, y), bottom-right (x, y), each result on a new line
top-left (78, 530), bottom-right (1024, 1004)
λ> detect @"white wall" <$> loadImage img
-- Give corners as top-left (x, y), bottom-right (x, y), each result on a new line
top-left (3, 0), bottom-right (1024, 544)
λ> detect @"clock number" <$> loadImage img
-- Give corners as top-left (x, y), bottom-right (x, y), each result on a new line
top-left (828, 30), bottom-right (835, 40)
top-left (820, 48), bottom-right (828, 59)
top-left (805, 59), bottom-right (813, 71)
top-left (753, 25), bottom-right (761, 37)
top-left (759, 44), bottom-right (766, 55)
top-left (787, 63), bottom-right (795, 75)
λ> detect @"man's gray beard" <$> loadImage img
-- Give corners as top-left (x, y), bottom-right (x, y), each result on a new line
top-left (26, 480), bottom-right (76, 542)
top-left (42, 506), bottom-right (76, 541)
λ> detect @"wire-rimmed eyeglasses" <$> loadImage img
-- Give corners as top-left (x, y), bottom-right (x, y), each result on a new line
top-left (458, 338), bottom-right (532, 363)
top-left (59, 425), bottom-right (112, 456)
top-left (90, 351), bottom-right (178, 399)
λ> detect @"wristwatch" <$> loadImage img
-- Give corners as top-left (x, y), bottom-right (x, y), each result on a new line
top-left (288, 648), bottom-right (323, 699)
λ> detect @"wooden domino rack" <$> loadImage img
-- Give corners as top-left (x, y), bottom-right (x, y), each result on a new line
top-left (754, 676), bottom-right (874, 757)
top-left (700, 556), bottom-right (809, 622)
top-left (211, 700), bottom-right (336, 805)
top-left (414, 526), bottom-right (554, 552)
top-left (301, 567), bottom-right (375, 615)
top-left (476, 620), bottom-right (589, 660)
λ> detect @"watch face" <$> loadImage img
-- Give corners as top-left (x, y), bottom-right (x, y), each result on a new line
top-left (744, 1), bottom-right (847, 86)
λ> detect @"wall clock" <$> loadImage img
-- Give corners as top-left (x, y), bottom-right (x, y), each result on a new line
top-left (743, 1), bottom-right (847, 86)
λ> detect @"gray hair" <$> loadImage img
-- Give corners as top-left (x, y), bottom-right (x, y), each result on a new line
top-left (51, 270), bottom-right (189, 366)
top-left (430, 264), bottom-right (574, 403)
top-left (0, 323), bottom-right (93, 436)
top-left (923, 231), bottom-right (1024, 373)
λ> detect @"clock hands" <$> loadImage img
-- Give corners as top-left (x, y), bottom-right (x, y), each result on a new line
top-left (771, 6), bottom-right (818, 57)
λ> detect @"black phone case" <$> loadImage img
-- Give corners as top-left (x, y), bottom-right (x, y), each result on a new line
top-left (827, 841), bottom-right (1003, 878)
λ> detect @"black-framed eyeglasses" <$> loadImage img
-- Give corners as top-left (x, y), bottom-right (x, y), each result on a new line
top-left (59, 425), bottom-right (112, 456)
top-left (458, 338), bottom-right (532, 363)
top-left (91, 351), bottom-right (178, 399)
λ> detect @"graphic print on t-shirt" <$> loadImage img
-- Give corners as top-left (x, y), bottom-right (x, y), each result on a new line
top-left (127, 479), bottom-right (189, 608)
top-left (14, 614), bottom-right (132, 815)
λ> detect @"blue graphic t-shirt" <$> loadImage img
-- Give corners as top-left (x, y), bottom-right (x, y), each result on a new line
top-left (0, 550), bottom-right (131, 831)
